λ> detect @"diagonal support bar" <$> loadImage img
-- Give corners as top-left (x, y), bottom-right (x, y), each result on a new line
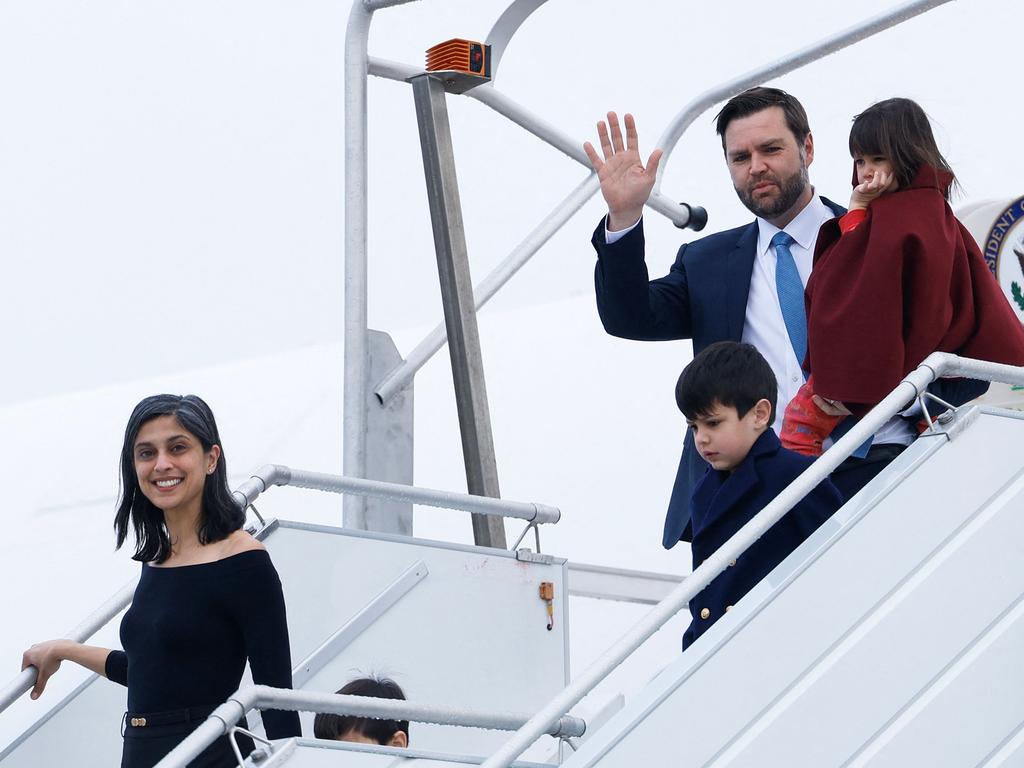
top-left (411, 73), bottom-right (507, 549)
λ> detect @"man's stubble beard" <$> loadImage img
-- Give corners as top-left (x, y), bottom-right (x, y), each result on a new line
top-left (735, 159), bottom-right (810, 220)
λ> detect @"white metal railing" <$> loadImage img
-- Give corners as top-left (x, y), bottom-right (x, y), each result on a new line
top-left (152, 685), bottom-right (587, 768)
top-left (232, 464), bottom-right (560, 526)
top-left (477, 354), bottom-right (1024, 768)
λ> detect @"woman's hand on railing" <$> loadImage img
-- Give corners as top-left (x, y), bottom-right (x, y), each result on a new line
top-left (19, 639), bottom-right (112, 700)
top-left (21, 639), bottom-right (70, 699)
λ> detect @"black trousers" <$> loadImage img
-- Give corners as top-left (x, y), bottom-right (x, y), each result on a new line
top-left (120, 710), bottom-right (253, 768)
top-left (830, 443), bottom-right (907, 502)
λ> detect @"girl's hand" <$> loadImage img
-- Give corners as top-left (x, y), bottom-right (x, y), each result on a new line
top-left (850, 169), bottom-right (898, 210)
top-left (812, 395), bottom-right (853, 417)
top-left (21, 639), bottom-right (70, 699)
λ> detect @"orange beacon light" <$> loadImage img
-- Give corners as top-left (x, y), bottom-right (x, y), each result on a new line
top-left (426, 39), bottom-right (492, 79)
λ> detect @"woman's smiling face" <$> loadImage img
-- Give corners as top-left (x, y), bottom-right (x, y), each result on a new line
top-left (133, 414), bottom-right (220, 518)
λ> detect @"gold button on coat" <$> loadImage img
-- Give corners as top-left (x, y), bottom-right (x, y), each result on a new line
top-left (699, 608), bottom-right (710, 619)
top-left (729, 560), bottom-right (736, 567)
top-left (725, 605), bottom-right (734, 612)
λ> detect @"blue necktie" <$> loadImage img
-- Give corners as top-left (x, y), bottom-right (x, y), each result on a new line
top-left (772, 231), bottom-right (873, 459)
top-left (771, 231), bottom-right (807, 367)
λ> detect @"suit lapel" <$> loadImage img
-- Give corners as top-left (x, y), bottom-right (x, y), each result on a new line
top-left (689, 431), bottom-right (779, 537)
top-left (820, 196), bottom-right (847, 218)
top-left (725, 223), bottom-right (759, 341)
top-left (699, 453), bottom-right (760, 532)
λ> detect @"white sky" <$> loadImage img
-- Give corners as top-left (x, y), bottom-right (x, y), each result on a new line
top-left (1, 0), bottom-right (1022, 404)
top-left (2, 0), bottom-right (1023, 751)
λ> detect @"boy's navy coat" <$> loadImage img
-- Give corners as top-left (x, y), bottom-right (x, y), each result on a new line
top-left (682, 429), bottom-right (843, 649)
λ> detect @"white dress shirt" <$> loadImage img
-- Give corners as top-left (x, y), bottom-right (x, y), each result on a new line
top-left (605, 197), bottom-right (913, 448)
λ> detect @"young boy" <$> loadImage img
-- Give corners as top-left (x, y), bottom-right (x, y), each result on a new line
top-left (676, 341), bottom-right (844, 649)
top-left (313, 676), bottom-right (409, 748)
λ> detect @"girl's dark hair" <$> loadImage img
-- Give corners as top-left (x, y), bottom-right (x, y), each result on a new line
top-left (313, 677), bottom-right (409, 744)
top-left (114, 394), bottom-right (244, 564)
top-left (848, 97), bottom-right (957, 200)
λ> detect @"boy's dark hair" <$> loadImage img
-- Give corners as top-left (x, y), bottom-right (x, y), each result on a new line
top-left (848, 97), bottom-right (956, 200)
top-left (114, 394), bottom-right (244, 564)
top-left (714, 87), bottom-right (811, 151)
top-left (313, 677), bottom-right (409, 745)
top-left (675, 342), bottom-right (778, 422)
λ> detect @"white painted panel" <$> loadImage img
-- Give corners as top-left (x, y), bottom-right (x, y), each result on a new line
top-left (269, 523), bottom-right (568, 758)
top-left (859, 597), bottom-right (1024, 768)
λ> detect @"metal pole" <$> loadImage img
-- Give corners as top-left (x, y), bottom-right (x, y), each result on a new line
top-left (411, 73), bottom-right (506, 548)
top-left (342, 1), bottom-right (372, 529)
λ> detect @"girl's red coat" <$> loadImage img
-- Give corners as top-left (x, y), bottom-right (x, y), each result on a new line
top-left (805, 165), bottom-right (1024, 411)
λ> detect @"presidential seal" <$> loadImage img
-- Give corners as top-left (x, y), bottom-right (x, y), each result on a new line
top-left (959, 196), bottom-right (1024, 408)
top-left (981, 195), bottom-right (1024, 322)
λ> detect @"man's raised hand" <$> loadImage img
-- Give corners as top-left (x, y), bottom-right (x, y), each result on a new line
top-left (583, 112), bottom-right (663, 231)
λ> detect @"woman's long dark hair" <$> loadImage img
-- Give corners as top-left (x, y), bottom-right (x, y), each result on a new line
top-left (114, 394), bottom-right (244, 563)
top-left (849, 97), bottom-right (957, 200)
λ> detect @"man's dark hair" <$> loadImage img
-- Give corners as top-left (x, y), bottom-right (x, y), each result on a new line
top-left (675, 342), bottom-right (778, 423)
top-left (114, 394), bottom-right (244, 564)
top-left (714, 86), bottom-right (811, 151)
top-left (848, 97), bottom-right (956, 200)
top-left (313, 677), bottom-right (409, 745)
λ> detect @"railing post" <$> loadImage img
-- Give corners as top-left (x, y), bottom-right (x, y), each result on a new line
top-left (342, 0), bottom-right (372, 529)
top-left (411, 73), bottom-right (507, 549)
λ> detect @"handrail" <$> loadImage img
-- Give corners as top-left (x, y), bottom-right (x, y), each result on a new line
top-left (153, 684), bottom-right (587, 768)
top-left (0, 579), bottom-right (138, 717)
top-left (232, 464), bottom-right (560, 525)
top-left (651, 0), bottom-right (955, 189)
top-left (478, 353), bottom-right (1024, 768)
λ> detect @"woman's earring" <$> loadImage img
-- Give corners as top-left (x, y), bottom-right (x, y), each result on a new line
top-left (208, 466), bottom-right (215, 475)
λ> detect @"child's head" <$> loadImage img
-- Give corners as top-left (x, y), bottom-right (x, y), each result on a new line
top-left (675, 342), bottom-right (776, 472)
top-left (848, 97), bottom-right (955, 199)
top-left (313, 676), bottom-right (409, 748)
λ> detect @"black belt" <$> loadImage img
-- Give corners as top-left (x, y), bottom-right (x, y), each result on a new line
top-left (122, 704), bottom-right (217, 733)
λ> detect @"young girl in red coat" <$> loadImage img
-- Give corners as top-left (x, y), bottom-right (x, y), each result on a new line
top-left (782, 97), bottom-right (1024, 455)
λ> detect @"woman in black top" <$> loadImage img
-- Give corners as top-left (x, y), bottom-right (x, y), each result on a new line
top-left (21, 394), bottom-right (302, 768)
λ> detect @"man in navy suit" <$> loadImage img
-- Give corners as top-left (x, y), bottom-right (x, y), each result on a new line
top-left (583, 87), bottom-right (976, 551)
top-left (675, 341), bottom-right (843, 648)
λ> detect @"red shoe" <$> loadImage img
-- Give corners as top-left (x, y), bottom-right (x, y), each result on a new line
top-left (781, 378), bottom-right (843, 457)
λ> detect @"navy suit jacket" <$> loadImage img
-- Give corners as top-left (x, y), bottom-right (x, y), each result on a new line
top-left (591, 201), bottom-right (987, 550)
top-left (682, 429), bottom-right (843, 649)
